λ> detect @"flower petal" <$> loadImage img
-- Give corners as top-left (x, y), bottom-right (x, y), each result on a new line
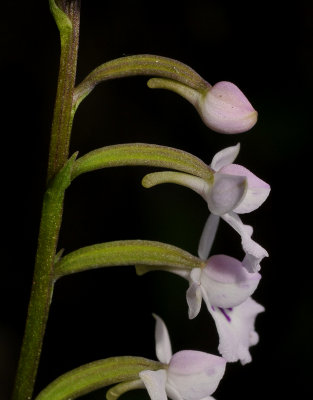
top-left (210, 143), bottom-right (240, 172)
top-left (219, 164), bottom-right (270, 213)
top-left (222, 212), bottom-right (268, 272)
top-left (207, 174), bottom-right (247, 215)
top-left (207, 297), bottom-right (265, 364)
top-left (187, 269), bottom-right (203, 319)
top-left (198, 214), bottom-right (220, 261)
top-left (140, 370), bottom-right (168, 400)
top-left (200, 255), bottom-right (261, 308)
top-left (153, 314), bottom-right (172, 364)
top-left (167, 350), bottom-right (226, 400)
top-left (165, 382), bottom-right (184, 400)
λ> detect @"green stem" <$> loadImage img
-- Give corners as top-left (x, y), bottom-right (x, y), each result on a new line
top-left (12, 0), bottom-right (81, 397)
top-left (47, 0), bottom-right (81, 182)
top-left (11, 157), bottom-right (76, 400)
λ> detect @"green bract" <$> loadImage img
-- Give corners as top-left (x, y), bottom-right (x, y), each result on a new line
top-left (35, 357), bottom-right (163, 400)
top-left (54, 240), bottom-right (202, 279)
top-left (71, 143), bottom-right (213, 181)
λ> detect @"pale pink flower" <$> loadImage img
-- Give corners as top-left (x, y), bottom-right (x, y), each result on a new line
top-left (140, 315), bottom-right (226, 400)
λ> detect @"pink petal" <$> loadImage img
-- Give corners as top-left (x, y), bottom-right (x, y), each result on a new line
top-left (168, 350), bottom-right (226, 399)
top-left (200, 255), bottom-right (261, 308)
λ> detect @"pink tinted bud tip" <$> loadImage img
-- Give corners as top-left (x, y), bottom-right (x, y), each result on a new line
top-left (200, 81), bottom-right (258, 134)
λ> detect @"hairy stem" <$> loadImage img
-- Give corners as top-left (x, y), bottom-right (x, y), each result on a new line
top-left (11, 1), bottom-right (81, 398)
top-left (47, 0), bottom-right (81, 182)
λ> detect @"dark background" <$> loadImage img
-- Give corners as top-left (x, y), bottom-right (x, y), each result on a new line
top-left (1, 1), bottom-right (312, 399)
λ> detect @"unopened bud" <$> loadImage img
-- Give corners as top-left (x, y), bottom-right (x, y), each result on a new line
top-left (199, 81), bottom-right (258, 134)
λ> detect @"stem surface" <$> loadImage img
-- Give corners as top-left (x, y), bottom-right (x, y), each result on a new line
top-left (47, 0), bottom-right (81, 182)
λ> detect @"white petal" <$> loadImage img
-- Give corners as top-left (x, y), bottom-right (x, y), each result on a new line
top-left (200, 255), bottom-right (261, 308)
top-left (207, 297), bottom-right (265, 364)
top-left (139, 370), bottom-right (168, 400)
top-left (186, 268), bottom-right (203, 319)
top-left (207, 174), bottom-right (247, 215)
top-left (219, 164), bottom-right (270, 214)
top-left (166, 383), bottom-right (184, 400)
top-left (198, 214), bottom-right (220, 261)
top-left (210, 144), bottom-right (240, 171)
top-left (167, 350), bottom-right (226, 400)
top-left (153, 314), bottom-right (172, 364)
top-left (222, 212), bottom-right (268, 272)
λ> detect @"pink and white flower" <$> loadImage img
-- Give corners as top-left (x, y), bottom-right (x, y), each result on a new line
top-left (142, 143), bottom-right (270, 272)
top-left (139, 315), bottom-right (226, 400)
top-left (206, 143), bottom-right (270, 272)
top-left (137, 215), bottom-right (265, 364)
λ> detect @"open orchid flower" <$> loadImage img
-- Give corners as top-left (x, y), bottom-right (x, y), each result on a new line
top-left (139, 314), bottom-right (226, 400)
top-left (137, 216), bottom-right (264, 364)
top-left (143, 143), bottom-right (270, 272)
top-left (207, 143), bottom-right (270, 272)
top-left (186, 215), bottom-right (264, 364)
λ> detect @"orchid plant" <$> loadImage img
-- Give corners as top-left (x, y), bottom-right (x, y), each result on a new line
top-left (10, 1), bottom-right (270, 400)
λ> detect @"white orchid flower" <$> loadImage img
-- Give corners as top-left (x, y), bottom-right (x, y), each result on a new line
top-left (195, 143), bottom-right (270, 272)
top-left (207, 143), bottom-right (270, 272)
top-left (184, 215), bottom-right (264, 364)
top-left (139, 314), bottom-right (226, 400)
top-left (143, 143), bottom-right (270, 272)
top-left (137, 216), bottom-right (264, 364)
top-left (186, 215), bottom-right (264, 364)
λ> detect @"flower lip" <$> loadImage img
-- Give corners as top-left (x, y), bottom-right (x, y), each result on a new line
top-left (200, 81), bottom-right (258, 134)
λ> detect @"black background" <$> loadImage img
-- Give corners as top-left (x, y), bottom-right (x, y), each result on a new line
top-left (1, 1), bottom-right (312, 399)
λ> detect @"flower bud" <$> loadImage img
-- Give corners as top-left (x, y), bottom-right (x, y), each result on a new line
top-left (199, 81), bottom-right (258, 134)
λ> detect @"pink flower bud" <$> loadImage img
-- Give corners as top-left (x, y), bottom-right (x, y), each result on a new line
top-left (199, 81), bottom-right (258, 134)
